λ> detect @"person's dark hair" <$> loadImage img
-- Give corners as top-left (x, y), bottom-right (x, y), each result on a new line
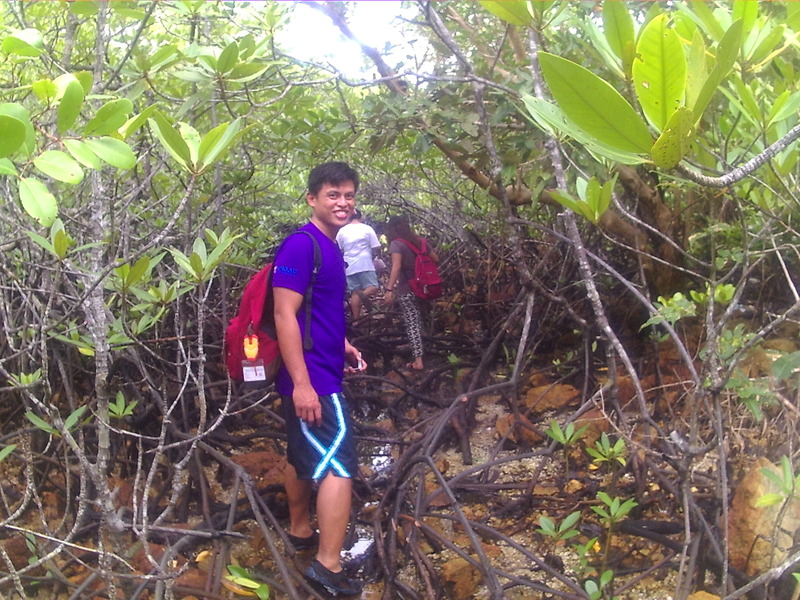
top-left (351, 208), bottom-right (362, 221)
top-left (386, 215), bottom-right (422, 247)
top-left (307, 162), bottom-right (360, 195)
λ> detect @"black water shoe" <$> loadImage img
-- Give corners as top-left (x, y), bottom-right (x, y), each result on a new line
top-left (286, 531), bottom-right (319, 551)
top-left (303, 559), bottom-right (363, 596)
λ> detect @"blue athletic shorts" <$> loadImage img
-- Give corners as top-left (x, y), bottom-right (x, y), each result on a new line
top-left (282, 393), bottom-right (358, 481)
top-left (346, 271), bottom-right (379, 292)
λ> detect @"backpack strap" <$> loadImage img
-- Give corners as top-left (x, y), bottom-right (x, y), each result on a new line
top-left (263, 229), bottom-right (321, 352)
top-left (299, 230), bottom-right (321, 352)
top-left (397, 237), bottom-right (427, 255)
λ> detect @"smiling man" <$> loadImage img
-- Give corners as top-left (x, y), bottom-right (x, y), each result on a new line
top-left (272, 161), bottom-right (365, 596)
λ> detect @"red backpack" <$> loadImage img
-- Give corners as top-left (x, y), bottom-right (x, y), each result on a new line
top-left (224, 231), bottom-right (320, 382)
top-left (398, 237), bottom-right (442, 300)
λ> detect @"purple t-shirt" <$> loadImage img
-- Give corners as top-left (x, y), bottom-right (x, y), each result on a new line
top-left (272, 223), bottom-right (347, 396)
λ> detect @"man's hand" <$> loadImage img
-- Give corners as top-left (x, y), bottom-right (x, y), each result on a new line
top-left (293, 383), bottom-right (322, 426)
top-left (344, 340), bottom-right (366, 373)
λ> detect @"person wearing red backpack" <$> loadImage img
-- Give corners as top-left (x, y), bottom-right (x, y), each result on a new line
top-left (383, 215), bottom-right (439, 372)
top-left (272, 162), bottom-right (365, 596)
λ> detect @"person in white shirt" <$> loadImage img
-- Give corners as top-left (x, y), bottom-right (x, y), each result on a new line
top-left (336, 209), bottom-right (382, 320)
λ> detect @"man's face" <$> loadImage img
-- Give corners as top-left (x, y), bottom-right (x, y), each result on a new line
top-left (307, 181), bottom-right (356, 237)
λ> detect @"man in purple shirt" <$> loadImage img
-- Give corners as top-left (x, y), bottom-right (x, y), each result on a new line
top-left (272, 162), bottom-right (365, 596)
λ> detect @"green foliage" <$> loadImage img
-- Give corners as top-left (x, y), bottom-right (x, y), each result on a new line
top-left (0, 445), bottom-right (16, 462)
top-left (537, 52), bottom-right (653, 155)
top-left (25, 406), bottom-right (90, 437)
top-left (641, 292), bottom-right (696, 331)
top-left (544, 419), bottom-right (587, 447)
top-left (226, 565), bottom-right (270, 600)
top-left (591, 492), bottom-right (638, 529)
top-left (537, 511), bottom-right (581, 542)
top-left (109, 392), bottom-right (138, 420)
top-left (169, 228), bottom-right (240, 283)
top-left (756, 455), bottom-right (799, 508)
top-left (586, 433), bottom-right (627, 468)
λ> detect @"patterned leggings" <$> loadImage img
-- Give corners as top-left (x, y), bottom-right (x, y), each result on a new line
top-left (397, 291), bottom-right (424, 358)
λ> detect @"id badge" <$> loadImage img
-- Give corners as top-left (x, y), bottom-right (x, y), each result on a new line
top-left (242, 359), bottom-right (266, 382)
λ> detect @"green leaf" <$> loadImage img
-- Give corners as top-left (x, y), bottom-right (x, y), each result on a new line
top-left (84, 137), bottom-right (137, 170)
top-left (748, 22), bottom-right (785, 66)
top-left (603, 1), bottom-right (635, 66)
top-left (731, 75), bottom-right (761, 127)
top-left (84, 98), bottom-right (134, 136)
top-left (32, 79), bottom-right (59, 104)
top-left (127, 256), bottom-right (151, 287)
top-left (227, 62), bottom-right (269, 83)
top-left (148, 112), bottom-right (191, 169)
top-left (687, 1), bottom-right (725, 41)
top-left (685, 29), bottom-right (709, 112)
top-left (55, 74), bottom-right (85, 134)
top-left (478, 0), bottom-right (532, 26)
top-left (69, 1), bottom-right (99, 16)
top-left (732, 0), bottom-right (758, 40)
top-left (63, 405), bottom-right (88, 432)
top-left (0, 102), bottom-right (35, 156)
top-left (34, 150), bottom-right (84, 184)
top-left (64, 139), bottom-right (103, 170)
top-left (0, 114), bottom-right (26, 158)
top-left (521, 95), bottom-right (648, 165)
top-left (633, 14), bottom-right (686, 132)
top-left (538, 52), bottom-right (652, 154)
top-left (177, 122), bottom-right (201, 166)
top-left (217, 41), bottom-right (239, 74)
top-left (2, 28), bottom-right (44, 57)
top-left (692, 19), bottom-right (744, 124)
top-left (19, 177), bottom-right (58, 227)
top-left (772, 351), bottom-right (800, 380)
top-left (651, 107), bottom-right (695, 169)
top-left (0, 158), bottom-right (17, 176)
top-left (119, 104), bottom-right (158, 139)
top-left (197, 119), bottom-right (243, 171)
top-left (26, 230), bottom-right (55, 255)
top-left (53, 228), bottom-right (69, 260)
top-left (25, 411), bottom-right (57, 435)
top-left (0, 445), bottom-right (16, 462)
top-left (754, 493), bottom-right (784, 508)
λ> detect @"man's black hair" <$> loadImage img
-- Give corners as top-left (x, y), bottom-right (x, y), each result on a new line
top-left (307, 162), bottom-right (360, 195)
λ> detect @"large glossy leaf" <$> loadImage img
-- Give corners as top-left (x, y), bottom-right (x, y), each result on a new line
top-left (0, 158), bottom-right (17, 176)
top-left (64, 139), bottom-right (103, 170)
top-left (732, 0), bottom-right (758, 39)
top-left (84, 98), bottom-right (134, 136)
top-left (603, 2), bottom-right (635, 64)
top-left (227, 62), bottom-right (270, 83)
top-left (148, 112), bottom-right (191, 170)
top-left (2, 28), bottom-right (44, 57)
top-left (32, 79), bottom-right (59, 104)
top-left (197, 119), bottom-right (243, 171)
top-left (34, 150), bottom-right (84, 184)
top-left (177, 122), bottom-right (201, 166)
top-left (633, 14), bottom-right (686, 132)
top-left (84, 137), bottom-right (137, 170)
top-left (217, 41), bottom-right (238, 74)
top-left (0, 103), bottom-right (34, 157)
top-left (685, 29), bottom-right (708, 112)
top-left (521, 95), bottom-right (647, 165)
top-left (119, 105), bottom-right (158, 139)
top-left (19, 177), bottom-right (58, 227)
top-left (768, 90), bottom-right (800, 128)
top-left (687, 1), bottom-right (725, 41)
top-left (478, 1), bottom-right (532, 26)
top-left (55, 74), bottom-right (85, 134)
top-left (692, 19), bottom-right (743, 124)
top-left (0, 114), bottom-right (26, 158)
top-left (651, 107), bottom-right (694, 169)
top-left (538, 52), bottom-right (652, 154)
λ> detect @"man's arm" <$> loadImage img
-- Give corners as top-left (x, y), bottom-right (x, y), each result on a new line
top-left (274, 286), bottom-right (322, 426)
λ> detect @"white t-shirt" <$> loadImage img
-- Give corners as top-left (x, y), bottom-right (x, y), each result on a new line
top-left (336, 222), bottom-right (381, 275)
